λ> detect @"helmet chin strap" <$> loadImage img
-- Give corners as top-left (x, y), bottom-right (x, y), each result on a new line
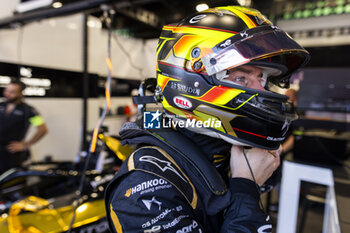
top-left (183, 124), bottom-right (251, 147)
top-left (168, 114), bottom-right (251, 147)
top-left (206, 131), bottom-right (251, 147)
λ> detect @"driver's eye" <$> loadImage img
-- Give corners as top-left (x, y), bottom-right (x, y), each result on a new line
top-left (224, 75), bottom-right (248, 86)
top-left (234, 76), bottom-right (246, 84)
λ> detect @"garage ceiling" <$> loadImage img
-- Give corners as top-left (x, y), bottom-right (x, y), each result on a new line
top-left (91, 0), bottom-right (272, 38)
top-left (2, 0), bottom-right (274, 39)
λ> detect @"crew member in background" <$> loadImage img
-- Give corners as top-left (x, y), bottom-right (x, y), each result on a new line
top-left (0, 79), bottom-right (48, 174)
top-left (282, 89), bottom-right (299, 156)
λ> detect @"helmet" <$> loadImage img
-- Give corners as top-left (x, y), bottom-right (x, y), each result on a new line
top-left (156, 6), bottom-right (310, 150)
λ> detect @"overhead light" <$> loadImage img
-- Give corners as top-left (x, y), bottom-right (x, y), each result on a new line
top-left (196, 3), bottom-right (209, 12)
top-left (16, 0), bottom-right (53, 13)
top-left (237, 0), bottom-right (252, 7)
top-left (20, 67), bottom-right (32, 78)
top-left (52, 2), bottom-right (63, 8)
top-left (91, 193), bottom-right (98, 198)
top-left (0, 76), bottom-right (11, 86)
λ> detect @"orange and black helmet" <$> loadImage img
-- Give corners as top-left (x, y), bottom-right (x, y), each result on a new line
top-left (156, 6), bottom-right (310, 149)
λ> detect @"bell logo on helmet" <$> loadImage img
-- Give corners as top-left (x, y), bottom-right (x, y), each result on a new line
top-left (173, 96), bottom-right (192, 109)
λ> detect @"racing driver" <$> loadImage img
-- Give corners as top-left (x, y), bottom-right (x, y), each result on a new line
top-left (105, 5), bottom-right (309, 233)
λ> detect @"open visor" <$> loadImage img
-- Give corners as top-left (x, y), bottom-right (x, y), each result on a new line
top-left (201, 26), bottom-right (309, 76)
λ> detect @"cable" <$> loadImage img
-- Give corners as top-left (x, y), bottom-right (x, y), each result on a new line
top-left (112, 33), bottom-right (144, 78)
top-left (17, 26), bottom-right (24, 80)
top-left (242, 148), bottom-right (266, 213)
top-left (66, 9), bottom-right (113, 233)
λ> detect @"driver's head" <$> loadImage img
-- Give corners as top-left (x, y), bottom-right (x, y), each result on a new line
top-left (156, 6), bottom-right (310, 149)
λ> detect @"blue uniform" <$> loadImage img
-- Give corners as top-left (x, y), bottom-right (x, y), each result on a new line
top-left (0, 102), bottom-right (42, 174)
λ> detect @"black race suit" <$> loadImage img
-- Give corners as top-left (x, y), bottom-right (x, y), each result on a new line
top-left (105, 122), bottom-right (272, 233)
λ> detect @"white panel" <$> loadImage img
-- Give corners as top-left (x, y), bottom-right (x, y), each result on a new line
top-left (0, 14), bottom-right (83, 72)
top-left (277, 161), bottom-right (340, 233)
top-left (143, 38), bottom-right (158, 78)
top-left (25, 98), bottom-right (82, 161)
top-left (0, 29), bottom-right (19, 64)
top-left (0, 13), bottom-right (158, 80)
top-left (0, 0), bottom-right (20, 18)
top-left (88, 16), bottom-right (158, 80)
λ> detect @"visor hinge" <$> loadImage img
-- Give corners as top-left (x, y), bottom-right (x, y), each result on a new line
top-left (154, 85), bottom-right (163, 103)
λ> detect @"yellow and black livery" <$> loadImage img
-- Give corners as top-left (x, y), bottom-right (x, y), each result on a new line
top-left (155, 6), bottom-right (310, 150)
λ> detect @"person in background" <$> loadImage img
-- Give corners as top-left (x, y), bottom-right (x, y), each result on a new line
top-left (285, 89), bottom-right (298, 107)
top-left (282, 89), bottom-right (299, 155)
top-left (0, 79), bottom-right (48, 174)
top-left (105, 6), bottom-right (310, 232)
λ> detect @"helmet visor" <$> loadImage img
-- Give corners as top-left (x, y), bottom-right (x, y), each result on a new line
top-left (201, 26), bottom-right (308, 76)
